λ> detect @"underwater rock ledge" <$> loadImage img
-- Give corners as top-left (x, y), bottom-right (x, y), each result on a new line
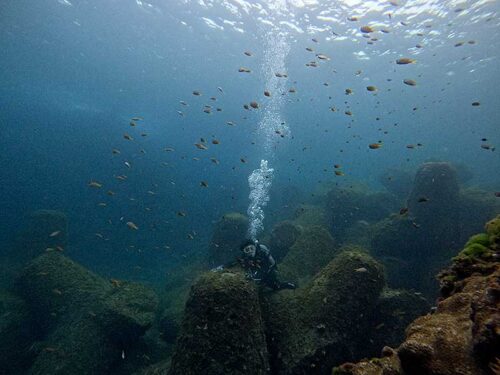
top-left (333, 215), bottom-right (500, 375)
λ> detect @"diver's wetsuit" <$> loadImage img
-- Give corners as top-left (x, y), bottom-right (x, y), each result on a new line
top-left (238, 244), bottom-right (295, 290)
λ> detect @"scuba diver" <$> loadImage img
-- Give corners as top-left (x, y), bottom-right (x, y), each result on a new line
top-left (214, 239), bottom-right (296, 291)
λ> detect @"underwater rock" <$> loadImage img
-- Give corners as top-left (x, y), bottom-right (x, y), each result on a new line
top-left (208, 212), bottom-right (248, 267)
top-left (407, 162), bottom-right (460, 221)
top-left (0, 290), bottom-right (35, 373)
top-left (457, 188), bottom-right (500, 245)
top-left (378, 168), bottom-right (414, 199)
top-left (278, 225), bottom-right (337, 285)
top-left (325, 186), bottom-right (399, 242)
top-left (263, 251), bottom-right (385, 374)
top-left (11, 209), bottom-right (68, 264)
top-left (16, 253), bottom-right (157, 375)
top-left (168, 270), bottom-right (270, 375)
top-left (269, 220), bottom-right (302, 262)
top-left (293, 204), bottom-right (331, 229)
top-left (369, 289), bottom-right (430, 353)
top-left (334, 218), bottom-right (500, 375)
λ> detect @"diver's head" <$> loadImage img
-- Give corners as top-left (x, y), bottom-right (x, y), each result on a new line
top-left (240, 239), bottom-right (258, 257)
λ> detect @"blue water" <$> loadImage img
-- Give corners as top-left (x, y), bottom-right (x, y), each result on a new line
top-left (1, 0), bottom-right (499, 284)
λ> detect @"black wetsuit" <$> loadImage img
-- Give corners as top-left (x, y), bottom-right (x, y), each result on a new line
top-left (238, 244), bottom-right (294, 290)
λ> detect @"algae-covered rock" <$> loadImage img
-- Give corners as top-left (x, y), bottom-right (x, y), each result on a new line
top-left (16, 253), bottom-right (157, 375)
top-left (407, 162), bottom-right (460, 220)
top-left (269, 220), bottom-right (302, 262)
top-left (293, 205), bottom-right (330, 229)
top-left (279, 225), bottom-right (337, 285)
top-left (208, 213), bottom-right (248, 267)
top-left (0, 290), bottom-right (35, 373)
top-left (168, 270), bottom-right (270, 375)
top-left (369, 289), bottom-right (430, 351)
top-left (378, 168), bottom-right (414, 199)
top-left (264, 251), bottom-right (386, 374)
top-left (335, 217), bottom-right (500, 375)
top-left (325, 186), bottom-right (399, 242)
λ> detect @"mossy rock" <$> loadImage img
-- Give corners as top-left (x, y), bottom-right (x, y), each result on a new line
top-left (465, 233), bottom-right (490, 248)
top-left (279, 225), bottom-right (338, 285)
top-left (293, 205), bottom-right (330, 228)
top-left (263, 251), bottom-right (386, 373)
top-left (269, 220), bottom-right (302, 262)
top-left (16, 253), bottom-right (157, 375)
top-left (208, 213), bottom-right (248, 267)
top-left (168, 270), bottom-right (269, 375)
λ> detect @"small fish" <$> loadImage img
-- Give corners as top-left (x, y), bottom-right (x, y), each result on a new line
top-left (345, 88), bottom-right (353, 95)
top-left (360, 25), bottom-right (374, 33)
top-left (249, 101), bottom-right (259, 109)
top-left (217, 87), bottom-right (224, 93)
top-left (123, 134), bottom-right (133, 141)
top-left (49, 230), bottom-right (61, 237)
top-left (226, 121), bottom-right (235, 126)
top-left (126, 221), bottom-right (139, 230)
top-left (238, 67), bottom-right (251, 73)
top-left (187, 233), bottom-right (194, 240)
top-left (200, 181), bottom-right (208, 187)
top-left (406, 144), bottom-right (416, 149)
top-left (210, 157), bottom-right (219, 164)
top-left (244, 51), bottom-right (252, 56)
top-left (471, 102), bottom-right (480, 106)
top-left (355, 267), bottom-right (368, 273)
top-left (124, 161), bottom-right (131, 168)
top-left (288, 87), bottom-right (296, 93)
top-left (334, 170), bottom-right (344, 176)
top-left (396, 58), bottom-right (416, 65)
top-left (316, 54), bottom-right (329, 60)
top-left (403, 79), bottom-right (417, 86)
top-left (366, 85), bottom-right (377, 92)
top-left (88, 181), bottom-right (103, 188)
top-left (368, 143), bottom-right (382, 149)
top-left (164, 147), bottom-right (175, 152)
top-left (112, 148), bottom-right (121, 154)
top-left (131, 117), bottom-right (143, 121)
top-left (212, 139), bottom-right (220, 145)
top-left (177, 211), bottom-right (187, 217)
top-left (264, 91), bottom-right (271, 97)
top-left (194, 143), bottom-right (208, 150)
top-left (192, 90), bottom-right (201, 96)
top-left (115, 175), bottom-right (127, 181)
top-left (122, 350), bottom-right (126, 360)
top-left (52, 289), bottom-right (63, 295)
top-left (240, 158), bottom-right (247, 163)
top-left (399, 207), bottom-right (409, 215)
top-left (417, 197), bottom-right (429, 203)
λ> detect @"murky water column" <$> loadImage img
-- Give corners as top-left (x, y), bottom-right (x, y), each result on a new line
top-left (247, 30), bottom-right (290, 240)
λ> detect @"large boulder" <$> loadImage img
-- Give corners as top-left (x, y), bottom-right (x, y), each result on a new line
top-left (325, 186), bottom-right (399, 242)
top-left (208, 213), bottom-right (248, 267)
top-left (333, 218), bottom-right (500, 375)
top-left (269, 221), bottom-right (302, 262)
top-left (378, 168), bottom-right (414, 199)
top-left (168, 271), bottom-right (270, 375)
top-left (263, 251), bottom-right (386, 374)
top-left (279, 225), bottom-right (338, 285)
top-left (16, 253), bottom-right (157, 375)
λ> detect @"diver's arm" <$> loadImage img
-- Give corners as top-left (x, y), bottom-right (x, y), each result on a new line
top-left (260, 245), bottom-right (276, 270)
